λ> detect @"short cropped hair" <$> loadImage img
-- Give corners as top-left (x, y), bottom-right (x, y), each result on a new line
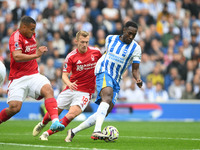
top-left (124, 21), bottom-right (138, 29)
top-left (76, 31), bottom-right (89, 40)
top-left (20, 16), bottom-right (36, 26)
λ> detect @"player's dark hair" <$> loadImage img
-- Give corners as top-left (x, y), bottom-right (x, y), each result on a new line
top-left (20, 16), bottom-right (36, 26)
top-left (124, 21), bottom-right (138, 29)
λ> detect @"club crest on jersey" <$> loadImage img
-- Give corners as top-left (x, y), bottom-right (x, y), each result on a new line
top-left (91, 55), bottom-right (94, 61)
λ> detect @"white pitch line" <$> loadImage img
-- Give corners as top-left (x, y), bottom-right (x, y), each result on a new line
top-left (0, 142), bottom-right (117, 150)
top-left (1, 133), bottom-right (200, 141)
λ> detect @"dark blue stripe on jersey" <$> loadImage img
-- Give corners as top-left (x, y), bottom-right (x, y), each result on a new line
top-left (110, 62), bottom-right (115, 76)
top-left (120, 43), bottom-right (137, 78)
top-left (109, 36), bottom-right (119, 52)
top-left (115, 64), bottom-right (121, 80)
top-left (100, 60), bottom-right (104, 72)
top-left (122, 44), bottom-right (131, 57)
top-left (99, 53), bottom-right (107, 72)
top-left (116, 43), bottom-right (123, 54)
top-left (105, 59), bottom-right (109, 71)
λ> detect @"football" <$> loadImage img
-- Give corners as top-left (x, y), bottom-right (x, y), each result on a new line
top-left (102, 126), bottom-right (119, 142)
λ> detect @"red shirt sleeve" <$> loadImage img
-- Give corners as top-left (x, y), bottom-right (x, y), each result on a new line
top-left (63, 56), bottom-right (73, 73)
top-left (9, 36), bottom-right (23, 53)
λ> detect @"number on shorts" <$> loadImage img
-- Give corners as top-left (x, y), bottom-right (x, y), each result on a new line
top-left (82, 96), bottom-right (88, 105)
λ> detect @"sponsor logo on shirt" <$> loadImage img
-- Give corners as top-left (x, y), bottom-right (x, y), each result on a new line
top-left (76, 62), bottom-right (97, 71)
top-left (25, 44), bottom-right (37, 52)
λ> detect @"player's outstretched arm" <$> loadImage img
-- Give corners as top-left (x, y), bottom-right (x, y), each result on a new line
top-left (132, 63), bottom-right (143, 88)
top-left (12, 46), bottom-right (48, 62)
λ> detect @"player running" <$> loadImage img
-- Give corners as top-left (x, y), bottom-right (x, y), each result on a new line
top-left (0, 16), bottom-right (65, 131)
top-left (32, 31), bottom-right (102, 141)
top-left (65, 21), bottom-right (143, 142)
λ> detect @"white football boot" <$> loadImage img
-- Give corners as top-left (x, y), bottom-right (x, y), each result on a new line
top-left (33, 122), bottom-right (45, 136)
top-left (39, 131), bottom-right (49, 141)
top-left (65, 129), bottom-right (75, 142)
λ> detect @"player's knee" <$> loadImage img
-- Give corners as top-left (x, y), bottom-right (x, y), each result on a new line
top-left (101, 89), bottom-right (113, 103)
top-left (45, 88), bottom-right (54, 96)
top-left (102, 96), bottom-right (113, 104)
top-left (41, 85), bottom-right (54, 98)
top-left (9, 105), bottom-right (21, 114)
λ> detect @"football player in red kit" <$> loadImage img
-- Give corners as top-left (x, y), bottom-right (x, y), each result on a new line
top-left (32, 31), bottom-right (102, 141)
top-left (0, 16), bottom-right (65, 132)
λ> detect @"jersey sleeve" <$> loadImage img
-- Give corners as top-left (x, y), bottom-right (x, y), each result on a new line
top-left (132, 45), bottom-right (142, 64)
top-left (105, 35), bottom-right (112, 52)
top-left (9, 34), bottom-right (23, 53)
top-left (63, 56), bottom-right (73, 73)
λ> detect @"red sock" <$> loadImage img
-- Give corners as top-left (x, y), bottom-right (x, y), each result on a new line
top-left (0, 108), bottom-right (11, 124)
top-left (42, 112), bottom-right (51, 125)
top-left (60, 116), bottom-right (71, 127)
top-left (44, 98), bottom-right (58, 121)
top-left (47, 116), bottom-right (71, 136)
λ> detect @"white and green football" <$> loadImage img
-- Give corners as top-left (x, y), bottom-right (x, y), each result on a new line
top-left (102, 126), bottom-right (119, 142)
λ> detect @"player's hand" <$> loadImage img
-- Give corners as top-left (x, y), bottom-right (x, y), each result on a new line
top-left (136, 79), bottom-right (143, 88)
top-left (36, 46), bottom-right (48, 57)
top-left (38, 46), bottom-right (48, 53)
top-left (68, 80), bottom-right (78, 91)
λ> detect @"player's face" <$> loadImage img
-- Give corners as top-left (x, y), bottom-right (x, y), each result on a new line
top-left (122, 26), bottom-right (137, 44)
top-left (24, 23), bottom-right (36, 38)
top-left (77, 35), bottom-right (90, 53)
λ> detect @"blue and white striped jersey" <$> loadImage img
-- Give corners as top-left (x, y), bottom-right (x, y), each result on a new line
top-left (95, 35), bottom-right (142, 83)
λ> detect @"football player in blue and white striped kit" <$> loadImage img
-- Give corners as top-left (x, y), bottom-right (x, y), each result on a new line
top-left (65, 21), bottom-right (143, 142)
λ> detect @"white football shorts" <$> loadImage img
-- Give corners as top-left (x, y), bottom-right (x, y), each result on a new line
top-left (0, 61), bottom-right (6, 87)
top-left (57, 89), bottom-right (90, 111)
top-left (7, 73), bottom-right (50, 103)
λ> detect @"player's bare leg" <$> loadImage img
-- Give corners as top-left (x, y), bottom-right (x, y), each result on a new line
top-left (0, 101), bottom-right (22, 124)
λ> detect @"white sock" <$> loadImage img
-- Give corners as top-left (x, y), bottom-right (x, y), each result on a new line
top-left (72, 112), bottom-right (97, 134)
top-left (94, 102), bottom-right (109, 132)
top-left (52, 118), bottom-right (59, 123)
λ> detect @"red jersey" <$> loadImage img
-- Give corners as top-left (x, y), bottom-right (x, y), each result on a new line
top-left (63, 46), bottom-right (102, 93)
top-left (9, 30), bottom-right (38, 80)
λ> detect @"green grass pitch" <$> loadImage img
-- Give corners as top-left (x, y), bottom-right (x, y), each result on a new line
top-left (0, 120), bottom-right (200, 150)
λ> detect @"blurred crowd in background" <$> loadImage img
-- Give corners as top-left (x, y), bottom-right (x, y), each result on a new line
top-left (0, 0), bottom-right (200, 102)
